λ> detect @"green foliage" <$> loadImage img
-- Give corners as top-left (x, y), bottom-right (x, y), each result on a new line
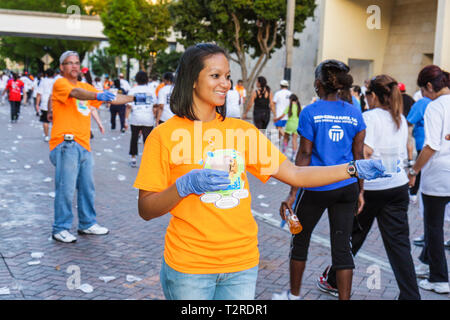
top-left (101, 0), bottom-right (172, 69)
top-left (89, 48), bottom-right (117, 78)
top-left (152, 50), bottom-right (182, 76)
top-left (169, 0), bottom-right (316, 91)
top-left (0, 0), bottom-right (96, 72)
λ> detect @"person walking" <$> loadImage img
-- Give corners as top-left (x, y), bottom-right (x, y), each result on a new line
top-left (272, 59), bottom-right (366, 300)
top-left (155, 72), bottom-right (174, 125)
top-left (36, 69), bottom-right (56, 142)
top-left (280, 94), bottom-right (301, 161)
top-left (48, 51), bottom-right (135, 243)
top-left (408, 65), bottom-right (450, 294)
top-left (110, 79), bottom-right (127, 133)
top-left (226, 80), bottom-right (241, 118)
top-left (133, 44), bottom-right (387, 300)
top-left (243, 76), bottom-right (275, 129)
top-left (125, 71), bottom-right (157, 168)
top-left (2, 73), bottom-right (24, 123)
top-left (235, 79), bottom-right (247, 110)
top-left (273, 80), bottom-right (292, 151)
top-left (317, 75), bottom-right (421, 300)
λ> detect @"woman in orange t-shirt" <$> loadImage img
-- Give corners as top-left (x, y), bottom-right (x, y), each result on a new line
top-left (134, 43), bottom-right (389, 300)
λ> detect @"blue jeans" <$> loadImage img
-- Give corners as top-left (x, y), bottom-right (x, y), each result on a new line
top-left (49, 141), bottom-right (97, 234)
top-left (160, 259), bottom-right (258, 300)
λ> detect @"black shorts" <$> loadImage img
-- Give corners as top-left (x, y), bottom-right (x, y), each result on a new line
top-left (39, 110), bottom-right (50, 123)
top-left (253, 109), bottom-right (270, 129)
top-left (290, 182), bottom-right (359, 270)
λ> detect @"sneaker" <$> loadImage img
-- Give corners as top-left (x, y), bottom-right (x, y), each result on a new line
top-left (409, 194), bottom-right (418, 204)
top-left (413, 234), bottom-right (425, 247)
top-left (120, 128), bottom-right (126, 133)
top-left (44, 136), bottom-right (50, 142)
top-left (316, 266), bottom-right (338, 297)
top-left (418, 279), bottom-right (450, 294)
top-left (272, 290), bottom-right (301, 300)
top-left (129, 158), bottom-right (137, 168)
top-left (52, 230), bottom-right (77, 243)
top-left (445, 240), bottom-right (450, 250)
top-left (415, 262), bottom-right (430, 279)
top-left (78, 223), bottom-right (109, 235)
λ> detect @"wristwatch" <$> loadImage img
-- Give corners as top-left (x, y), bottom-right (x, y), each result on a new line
top-left (347, 161), bottom-right (357, 178)
top-left (408, 167), bottom-right (418, 176)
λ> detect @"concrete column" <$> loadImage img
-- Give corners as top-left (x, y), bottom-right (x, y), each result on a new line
top-left (434, 0), bottom-right (450, 70)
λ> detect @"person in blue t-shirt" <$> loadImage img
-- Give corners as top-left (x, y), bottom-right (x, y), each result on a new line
top-left (406, 97), bottom-right (432, 200)
top-left (274, 60), bottom-right (366, 300)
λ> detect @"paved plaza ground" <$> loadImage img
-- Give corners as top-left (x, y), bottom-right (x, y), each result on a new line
top-left (0, 101), bottom-right (449, 300)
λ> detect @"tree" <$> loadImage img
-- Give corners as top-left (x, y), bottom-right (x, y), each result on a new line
top-left (0, 0), bottom-right (96, 73)
top-left (101, 0), bottom-right (172, 72)
top-left (152, 50), bottom-right (182, 76)
top-left (170, 0), bottom-right (316, 101)
top-left (89, 48), bottom-right (117, 78)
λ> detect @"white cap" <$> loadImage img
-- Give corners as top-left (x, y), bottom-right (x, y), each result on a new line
top-left (280, 80), bottom-right (289, 87)
top-left (59, 51), bottom-right (79, 64)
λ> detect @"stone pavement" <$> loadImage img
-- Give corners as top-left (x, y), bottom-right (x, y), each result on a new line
top-left (0, 101), bottom-right (448, 300)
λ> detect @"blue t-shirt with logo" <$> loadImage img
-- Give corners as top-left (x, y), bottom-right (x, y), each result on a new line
top-left (297, 99), bottom-right (366, 191)
top-left (406, 97), bottom-right (432, 152)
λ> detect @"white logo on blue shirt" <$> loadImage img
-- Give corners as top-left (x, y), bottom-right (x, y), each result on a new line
top-left (329, 125), bottom-right (344, 142)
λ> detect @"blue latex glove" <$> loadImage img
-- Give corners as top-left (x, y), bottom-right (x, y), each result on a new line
top-left (355, 159), bottom-right (394, 180)
top-left (96, 91), bottom-right (116, 102)
top-left (175, 169), bottom-right (231, 198)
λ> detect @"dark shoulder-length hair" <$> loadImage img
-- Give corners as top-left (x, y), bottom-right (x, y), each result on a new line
top-left (170, 43), bottom-right (228, 121)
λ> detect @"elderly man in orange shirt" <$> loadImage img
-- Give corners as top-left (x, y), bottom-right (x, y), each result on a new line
top-left (48, 51), bottom-right (135, 243)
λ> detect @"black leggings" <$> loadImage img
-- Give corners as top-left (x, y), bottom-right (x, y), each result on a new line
top-left (110, 105), bottom-right (126, 130)
top-left (409, 149), bottom-right (422, 196)
top-left (290, 183), bottom-right (359, 270)
top-left (419, 193), bottom-right (450, 283)
top-left (129, 125), bottom-right (153, 156)
top-left (253, 109), bottom-right (270, 129)
top-left (10, 100), bottom-right (21, 121)
top-left (326, 184), bottom-right (420, 300)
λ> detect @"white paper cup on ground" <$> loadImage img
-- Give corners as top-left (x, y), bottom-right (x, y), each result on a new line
top-left (378, 146), bottom-right (398, 174)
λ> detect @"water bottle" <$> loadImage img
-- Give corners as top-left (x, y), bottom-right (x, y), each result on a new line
top-left (285, 209), bottom-right (302, 234)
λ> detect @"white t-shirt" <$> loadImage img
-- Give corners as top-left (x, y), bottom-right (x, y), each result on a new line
top-left (127, 85), bottom-right (157, 126)
top-left (157, 84), bottom-right (174, 122)
top-left (362, 108), bottom-right (409, 191)
top-left (226, 89), bottom-right (241, 118)
top-left (32, 78), bottom-right (39, 98)
top-left (273, 88), bottom-right (292, 120)
top-left (148, 81), bottom-right (159, 95)
top-left (420, 94), bottom-right (450, 196)
top-left (20, 76), bottom-right (32, 91)
top-left (120, 79), bottom-right (131, 92)
top-left (37, 77), bottom-right (55, 111)
top-left (0, 75), bottom-right (9, 88)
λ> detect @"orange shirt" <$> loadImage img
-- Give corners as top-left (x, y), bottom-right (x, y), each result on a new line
top-left (155, 82), bottom-right (165, 97)
top-left (49, 77), bottom-right (101, 151)
top-left (133, 113), bottom-right (287, 274)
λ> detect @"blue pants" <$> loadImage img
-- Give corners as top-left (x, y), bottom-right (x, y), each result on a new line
top-left (49, 141), bottom-right (97, 234)
top-left (160, 259), bottom-right (258, 300)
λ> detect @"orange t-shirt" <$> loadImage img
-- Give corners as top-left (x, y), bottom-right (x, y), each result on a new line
top-left (49, 77), bottom-right (101, 151)
top-left (133, 113), bottom-right (287, 274)
top-left (155, 82), bottom-right (165, 97)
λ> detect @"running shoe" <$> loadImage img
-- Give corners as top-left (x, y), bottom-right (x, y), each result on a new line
top-left (78, 223), bottom-right (109, 235)
top-left (418, 279), bottom-right (450, 294)
top-left (316, 266), bottom-right (338, 297)
top-left (130, 158), bottom-right (137, 168)
top-left (415, 262), bottom-right (429, 279)
top-left (52, 230), bottom-right (77, 243)
top-left (272, 290), bottom-right (301, 300)
top-left (445, 240), bottom-right (450, 250)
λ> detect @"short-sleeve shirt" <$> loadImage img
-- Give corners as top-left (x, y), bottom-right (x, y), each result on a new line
top-left (37, 77), bottom-right (56, 111)
top-left (421, 94), bottom-right (450, 196)
top-left (49, 77), bottom-right (101, 151)
top-left (297, 99), bottom-right (366, 191)
top-left (226, 89), bottom-right (241, 118)
top-left (363, 108), bottom-right (409, 190)
top-left (5, 79), bottom-right (24, 101)
top-left (127, 85), bottom-right (156, 126)
top-left (157, 84), bottom-right (174, 122)
top-left (273, 88), bottom-right (292, 120)
top-left (407, 97), bottom-right (432, 152)
top-left (133, 113), bottom-right (287, 274)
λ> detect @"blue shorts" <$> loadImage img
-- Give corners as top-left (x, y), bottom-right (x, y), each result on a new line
top-left (275, 120), bottom-right (287, 127)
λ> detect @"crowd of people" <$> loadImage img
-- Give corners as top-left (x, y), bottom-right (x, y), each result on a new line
top-left (0, 43), bottom-right (449, 301)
